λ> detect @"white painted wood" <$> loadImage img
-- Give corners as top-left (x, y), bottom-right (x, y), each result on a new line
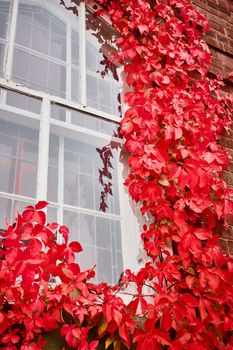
top-left (36, 98), bottom-right (51, 201)
top-left (4, 0), bottom-right (19, 80)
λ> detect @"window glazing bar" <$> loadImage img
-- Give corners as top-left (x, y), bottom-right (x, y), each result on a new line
top-left (36, 98), bottom-right (51, 202)
top-left (0, 78), bottom-right (121, 123)
top-left (4, 0), bottom-right (19, 80)
top-left (79, 1), bottom-right (87, 107)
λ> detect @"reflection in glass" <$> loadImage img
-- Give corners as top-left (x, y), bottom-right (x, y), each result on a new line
top-left (0, 119), bottom-right (39, 198)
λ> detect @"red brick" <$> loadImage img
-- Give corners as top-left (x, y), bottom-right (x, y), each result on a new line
top-left (223, 171), bottom-right (233, 186)
top-left (219, 238), bottom-right (229, 254)
top-left (228, 240), bottom-right (233, 255)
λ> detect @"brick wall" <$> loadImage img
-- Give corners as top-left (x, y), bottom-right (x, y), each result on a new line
top-left (193, 0), bottom-right (233, 255)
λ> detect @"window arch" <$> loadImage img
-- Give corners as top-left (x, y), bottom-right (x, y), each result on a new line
top-left (0, 0), bottom-right (140, 284)
top-left (8, 0), bottom-right (120, 115)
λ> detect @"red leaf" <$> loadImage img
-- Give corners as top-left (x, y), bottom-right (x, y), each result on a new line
top-left (160, 308), bottom-right (172, 331)
top-left (35, 201), bottom-right (49, 210)
top-left (69, 241), bottom-right (83, 253)
top-left (33, 211), bottom-right (46, 226)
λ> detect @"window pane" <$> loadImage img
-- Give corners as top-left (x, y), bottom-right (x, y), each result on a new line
top-left (6, 90), bottom-right (41, 114)
top-left (64, 171), bottom-right (79, 206)
top-left (13, 200), bottom-right (31, 218)
top-left (50, 20), bottom-right (66, 61)
top-left (71, 30), bottom-right (79, 66)
top-left (28, 54), bottom-right (48, 89)
top-left (48, 61), bottom-right (66, 98)
top-left (0, 156), bottom-right (16, 193)
top-left (12, 49), bottom-right (29, 83)
top-left (47, 206), bottom-right (57, 223)
top-left (86, 74), bottom-right (98, 108)
top-left (31, 24), bottom-right (49, 55)
top-left (79, 245), bottom-right (96, 271)
top-left (79, 213), bottom-right (95, 246)
top-left (0, 118), bottom-right (39, 198)
top-left (13, 1), bottom-right (68, 98)
top-left (96, 217), bottom-right (111, 249)
top-left (51, 104), bottom-right (66, 122)
top-left (63, 210), bottom-right (78, 242)
top-left (15, 160), bottom-right (37, 197)
top-left (0, 42), bottom-right (5, 76)
top-left (48, 166), bottom-right (58, 203)
top-left (15, 17), bottom-right (31, 47)
top-left (86, 9), bottom-right (120, 115)
top-left (0, 1), bottom-right (10, 40)
top-left (79, 174), bottom-right (94, 209)
top-left (97, 248), bottom-right (112, 284)
top-left (0, 197), bottom-right (12, 228)
top-left (86, 41), bottom-right (102, 72)
top-left (71, 68), bottom-right (79, 102)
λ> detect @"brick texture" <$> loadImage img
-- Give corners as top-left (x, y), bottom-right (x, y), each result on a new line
top-left (193, 0), bottom-right (233, 255)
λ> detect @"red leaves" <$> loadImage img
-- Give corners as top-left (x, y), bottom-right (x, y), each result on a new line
top-left (22, 206), bottom-right (46, 226)
top-left (2, 0), bottom-right (233, 348)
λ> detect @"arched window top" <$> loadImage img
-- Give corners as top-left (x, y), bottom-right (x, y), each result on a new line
top-left (1, 0), bottom-right (120, 116)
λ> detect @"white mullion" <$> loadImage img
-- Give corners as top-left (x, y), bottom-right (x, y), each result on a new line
top-left (117, 151), bottom-right (141, 273)
top-left (66, 24), bottom-right (72, 101)
top-left (66, 24), bottom-right (72, 123)
top-left (36, 97), bottom-right (51, 202)
top-left (79, 1), bottom-right (86, 107)
top-left (4, 0), bottom-right (19, 80)
top-left (57, 136), bottom-right (64, 241)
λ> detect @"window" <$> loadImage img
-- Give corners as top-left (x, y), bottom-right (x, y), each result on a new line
top-left (0, 0), bottom-right (140, 284)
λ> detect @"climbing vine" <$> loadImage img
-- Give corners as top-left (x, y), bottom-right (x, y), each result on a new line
top-left (0, 0), bottom-right (233, 349)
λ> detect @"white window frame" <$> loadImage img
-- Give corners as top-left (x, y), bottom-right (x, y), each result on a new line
top-left (0, 0), bottom-right (141, 280)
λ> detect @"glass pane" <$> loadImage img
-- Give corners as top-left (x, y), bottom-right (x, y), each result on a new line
top-left (79, 245), bottom-right (96, 271)
top-left (71, 30), bottom-right (79, 66)
top-left (14, 160), bottom-right (37, 197)
top-left (47, 206), bottom-right (57, 223)
top-left (0, 118), bottom-right (39, 198)
top-left (63, 210), bottom-right (78, 242)
top-left (15, 17), bottom-right (31, 47)
top-left (13, 200), bottom-right (31, 218)
top-left (96, 217), bottom-right (111, 249)
top-left (0, 1), bottom-right (10, 40)
top-left (79, 174), bottom-right (94, 209)
top-left (71, 68), bottom-right (79, 102)
top-left (0, 156), bottom-right (16, 193)
top-left (79, 213), bottom-right (95, 246)
top-left (0, 42), bottom-right (5, 76)
top-left (31, 24), bottom-right (49, 54)
top-left (12, 49), bottom-right (29, 82)
top-left (50, 20), bottom-right (66, 61)
top-left (28, 54), bottom-right (48, 89)
top-left (48, 61), bottom-right (66, 98)
top-left (64, 171), bottom-right (78, 206)
top-left (51, 104), bottom-right (66, 122)
top-left (86, 9), bottom-right (120, 115)
top-left (99, 78), bottom-right (113, 111)
top-left (6, 90), bottom-right (41, 114)
top-left (0, 197), bottom-right (12, 229)
top-left (86, 41), bottom-right (102, 72)
top-left (86, 74), bottom-right (98, 108)
top-left (14, 2), bottom-right (68, 98)
top-left (47, 166), bottom-right (58, 202)
top-left (49, 134), bottom-right (59, 167)
top-left (97, 248), bottom-right (112, 284)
